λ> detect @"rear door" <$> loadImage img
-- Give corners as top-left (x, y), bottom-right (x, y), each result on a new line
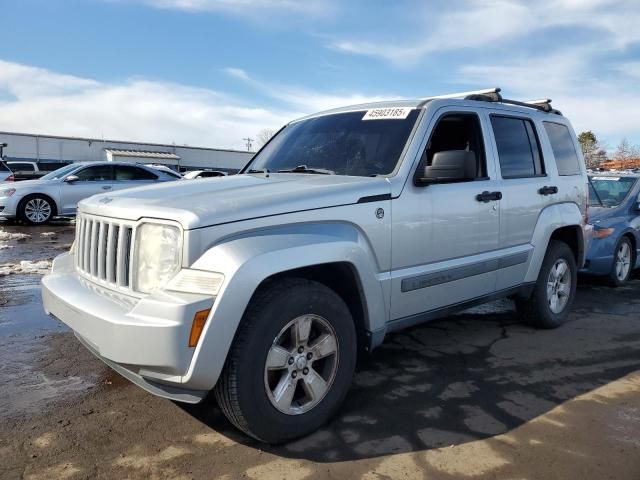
top-left (485, 113), bottom-right (548, 290)
top-left (112, 165), bottom-right (159, 191)
top-left (59, 165), bottom-right (115, 214)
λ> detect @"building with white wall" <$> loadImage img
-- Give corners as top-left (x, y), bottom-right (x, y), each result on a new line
top-left (0, 131), bottom-right (254, 173)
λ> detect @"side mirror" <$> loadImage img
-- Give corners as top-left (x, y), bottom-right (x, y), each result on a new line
top-left (64, 175), bottom-right (79, 183)
top-left (416, 150), bottom-right (476, 185)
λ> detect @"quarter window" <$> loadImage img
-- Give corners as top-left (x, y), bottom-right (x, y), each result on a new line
top-left (491, 116), bottom-right (544, 178)
top-left (544, 122), bottom-right (581, 176)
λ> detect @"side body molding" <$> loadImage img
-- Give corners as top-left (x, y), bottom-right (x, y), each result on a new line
top-left (181, 222), bottom-right (387, 390)
top-left (524, 202), bottom-right (585, 283)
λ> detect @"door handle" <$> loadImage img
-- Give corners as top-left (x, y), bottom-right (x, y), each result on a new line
top-left (476, 191), bottom-right (502, 203)
top-left (102, 186), bottom-right (112, 190)
top-left (538, 185), bottom-right (558, 195)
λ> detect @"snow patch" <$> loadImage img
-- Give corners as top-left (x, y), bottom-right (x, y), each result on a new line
top-left (40, 232), bottom-right (57, 238)
top-left (0, 259), bottom-right (52, 276)
top-left (0, 231), bottom-right (31, 242)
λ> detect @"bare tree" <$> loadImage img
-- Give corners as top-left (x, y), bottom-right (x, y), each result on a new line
top-left (256, 129), bottom-right (276, 148)
top-left (613, 138), bottom-right (640, 169)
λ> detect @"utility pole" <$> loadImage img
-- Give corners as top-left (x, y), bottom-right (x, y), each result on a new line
top-left (243, 137), bottom-right (254, 152)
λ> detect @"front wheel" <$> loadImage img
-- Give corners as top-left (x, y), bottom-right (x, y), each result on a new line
top-left (608, 236), bottom-right (633, 287)
top-left (516, 240), bottom-right (577, 329)
top-left (214, 278), bottom-right (357, 443)
top-left (19, 195), bottom-right (54, 225)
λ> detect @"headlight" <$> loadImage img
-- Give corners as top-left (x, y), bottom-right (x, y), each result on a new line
top-left (0, 188), bottom-right (16, 198)
top-left (133, 223), bottom-right (182, 293)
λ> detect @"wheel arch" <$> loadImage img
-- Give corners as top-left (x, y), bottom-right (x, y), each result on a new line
top-left (182, 222), bottom-right (387, 390)
top-left (17, 192), bottom-right (59, 219)
top-left (524, 202), bottom-right (585, 283)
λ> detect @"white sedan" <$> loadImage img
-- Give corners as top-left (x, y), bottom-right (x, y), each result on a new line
top-left (0, 162), bottom-right (179, 224)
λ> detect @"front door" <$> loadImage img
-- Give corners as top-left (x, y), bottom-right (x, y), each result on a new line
top-left (60, 165), bottom-right (115, 215)
top-left (389, 109), bottom-right (501, 323)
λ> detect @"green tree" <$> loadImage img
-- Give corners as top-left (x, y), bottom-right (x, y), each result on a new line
top-left (577, 131), bottom-right (607, 169)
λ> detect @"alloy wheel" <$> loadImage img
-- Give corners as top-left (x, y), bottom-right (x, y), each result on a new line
top-left (615, 242), bottom-right (632, 281)
top-left (547, 258), bottom-right (571, 314)
top-left (24, 198), bottom-right (52, 223)
top-left (264, 314), bottom-right (339, 415)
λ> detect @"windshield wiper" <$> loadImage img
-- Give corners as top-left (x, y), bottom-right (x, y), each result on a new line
top-left (277, 165), bottom-right (335, 175)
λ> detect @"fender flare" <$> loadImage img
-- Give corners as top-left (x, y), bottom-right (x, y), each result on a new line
top-left (181, 222), bottom-right (387, 390)
top-left (524, 202), bottom-right (585, 283)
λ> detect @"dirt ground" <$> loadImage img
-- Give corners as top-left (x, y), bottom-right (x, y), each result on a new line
top-left (1, 220), bottom-right (639, 480)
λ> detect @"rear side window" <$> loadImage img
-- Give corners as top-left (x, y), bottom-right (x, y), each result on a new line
top-left (543, 122), bottom-right (581, 176)
top-left (491, 116), bottom-right (544, 178)
top-left (114, 166), bottom-right (158, 181)
top-left (9, 162), bottom-right (35, 172)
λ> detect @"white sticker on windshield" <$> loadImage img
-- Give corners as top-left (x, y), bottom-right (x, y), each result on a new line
top-left (362, 107), bottom-right (413, 120)
top-left (592, 176), bottom-right (620, 181)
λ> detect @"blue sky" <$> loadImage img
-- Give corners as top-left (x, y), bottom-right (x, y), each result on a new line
top-left (1, 0), bottom-right (640, 151)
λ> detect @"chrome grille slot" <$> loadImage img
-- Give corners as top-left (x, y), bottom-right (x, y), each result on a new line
top-left (75, 213), bottom-right (135, 292)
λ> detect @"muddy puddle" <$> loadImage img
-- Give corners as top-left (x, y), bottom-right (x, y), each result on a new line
top-left (0, 219), bottom-right (96, 418)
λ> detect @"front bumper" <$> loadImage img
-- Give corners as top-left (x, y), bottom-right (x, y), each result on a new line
top-left (41, 252), bottom-right (214, 403)
top-left (0, 195), bottom-right (19, 217)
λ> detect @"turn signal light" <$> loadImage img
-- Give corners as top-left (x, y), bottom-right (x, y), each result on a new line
top-left (593, 227), bottom-right (615, 239)
top-left (188, 309), bottom-right (210, 347)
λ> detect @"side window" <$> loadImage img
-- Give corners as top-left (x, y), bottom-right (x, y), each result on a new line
top-left (114, 166), bottom-right (158, 181)
top-left (491, 116), bottom-right (544, 178)
top-left (9, 163), bottom-right (35, 172)
top-left (421, 113), bottom-right (487, 179)
top-left (75, 165), bottom-right (113, 181)
top-left (543, 122), bottom-right (581, 176)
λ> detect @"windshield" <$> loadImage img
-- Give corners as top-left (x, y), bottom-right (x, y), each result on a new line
top-left (40, 164), bottom-right (80, 180)
top-left (0, 161), bottom-right (10, 172)
top-left (246, 109), bottom-right (420, 177)
top-left (589, 175), bottom-right (638, 207)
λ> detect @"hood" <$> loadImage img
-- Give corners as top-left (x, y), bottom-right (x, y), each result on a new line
top-left (4, 179), bottom-right (57, 190)
top-left (79, 173), bottom-right (391, 229)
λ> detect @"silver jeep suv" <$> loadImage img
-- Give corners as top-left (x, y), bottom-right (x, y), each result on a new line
top-left (42, 88), bottom-right (589, 443)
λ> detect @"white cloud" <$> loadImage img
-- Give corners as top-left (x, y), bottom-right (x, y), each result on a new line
top-left (223, 66), bottom-right (391, 112)
top-left (332, 0), bottom-right (640, 66)
top-left (0, 60), bottom-right (386, 150)
top-left (132, 0), bottom-right (332, 16)
top-left (458, 49), bottom-right (640, 145)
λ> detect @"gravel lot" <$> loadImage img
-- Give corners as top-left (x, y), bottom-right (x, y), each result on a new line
top-left (1, 220), bottom-right (639, 480)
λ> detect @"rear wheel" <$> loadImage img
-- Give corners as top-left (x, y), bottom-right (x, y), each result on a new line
top-left (19, 195), bottom-right (54, 225)
top-left (214, 278), bottom-right (357, 444)
top-left (516, 240), bottom-right (577, 329)
top-left (608, 236), bottom-right (633, 287)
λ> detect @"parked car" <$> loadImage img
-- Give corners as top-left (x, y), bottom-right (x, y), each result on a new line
top-left (43, 88), bottom-right (588, 443)
top-left (0, 161), bottom-right (179, 224)
top-left (582, 173), bottom-right (640, 285)
top-left (183, 170), bottom-right (227, 179)
top-left (0, 161), bottom-right (13, 182)
top-left (6, 161), bottom-right (45, 181)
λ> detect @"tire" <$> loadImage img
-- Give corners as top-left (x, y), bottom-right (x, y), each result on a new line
top-left (608, 236), bottom-right (634, 287)
top-left (19, 194), bottom-right (55, 225)
top-left (516, 240), bottom-right (577, 329)
top-left (214, 277), bottom-right (357, 444)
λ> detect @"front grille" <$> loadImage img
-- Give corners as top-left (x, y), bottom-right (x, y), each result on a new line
top-left (75, 213), bottom-right (135, 290)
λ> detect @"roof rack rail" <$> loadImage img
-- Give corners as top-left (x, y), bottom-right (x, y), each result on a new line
top-left (421, 87), bottom-right (562, 114)
top-left (419, 88), bottom-right (501, 105)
